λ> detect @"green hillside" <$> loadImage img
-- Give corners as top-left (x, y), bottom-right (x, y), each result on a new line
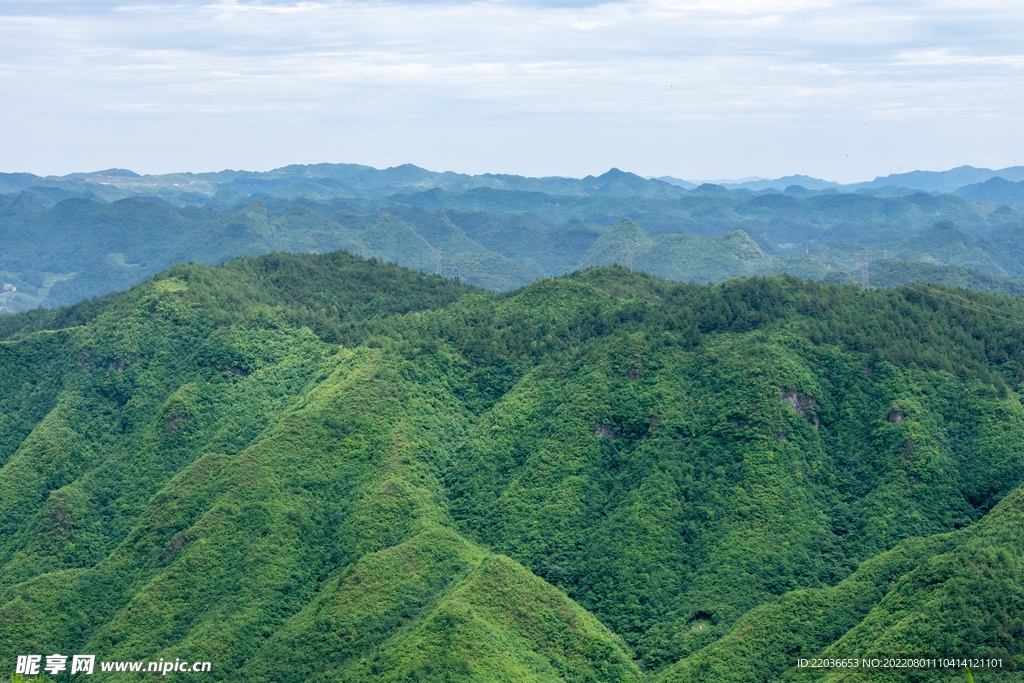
top-left (638, 229), bottom-right (775, 282)
top-left (578, 218), bottom-right (656, 270)
top-left (2, 253), bottom-right (1024, 681)
top-left (660, 486), bottom-right (1024, 682)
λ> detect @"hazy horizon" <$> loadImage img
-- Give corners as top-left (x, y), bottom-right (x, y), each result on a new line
top-left (7, 161), bottom-right (1024, 190)
top-left (2, 0), bottom-right (1022, 183)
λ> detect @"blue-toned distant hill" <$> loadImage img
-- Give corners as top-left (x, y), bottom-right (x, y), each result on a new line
top-left (5, 163), bottom-right (1024, 313)
top-left (663, 165), bottom-right (1024, 195)
top-left (652, 176), bottom-right (698, 190)
top-left (0, 165), bottom-right (691, 207)
top-left (955, 177), bottom-right (1024, 205)
top-left (724, 175), bottom-right (844, 192)
top-left (851, 165), bottom-right (1024, 194)
top-left (5, 163), bottom-right (1024, 207)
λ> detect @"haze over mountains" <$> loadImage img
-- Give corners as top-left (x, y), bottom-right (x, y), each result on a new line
top-left (660, 165), bottom-right (1024, 196)
top-left (3, 163), bottom-right (1024, 316)
top-left (4, 163), bottom-right (1024, 206)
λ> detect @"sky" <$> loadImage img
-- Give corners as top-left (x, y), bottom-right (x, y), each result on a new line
top-left (0, 0), bottom-right (1022, 182)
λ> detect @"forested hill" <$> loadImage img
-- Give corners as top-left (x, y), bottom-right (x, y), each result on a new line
top-left (4, 169), bottom-right (1024, 314)
top-left (1, 251), bottom-right (1023, 681)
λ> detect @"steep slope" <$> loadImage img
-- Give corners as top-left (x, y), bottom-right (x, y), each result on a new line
top-left (246, 530), bottom-right (640, 683)
top-left (577, 218), bottom-right (656, 270)
top-left (355, 213), bottom-right (439, 272)
top-left (658, 486), bottom-right (1024, 682)
top-left (0, 255), bottom-right (641, 682)
top-left (413, 213), bottom-right (489, 256)
top-left (2, 256), bottom-right (1024, 681)
top-left (444, 293), bottom-right (1024, 668)
top-left (406, 212), bottom-right (540, 290)
top-left (638, 230), bottom-right (776, 282)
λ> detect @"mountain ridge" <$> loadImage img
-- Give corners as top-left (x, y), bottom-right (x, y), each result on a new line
top-left (7, 163), bottom-right (1024, 207)
top-left (1, 253), bottom-right (1023, 680)
top-left (4, 163), bottom-right (1024, 316)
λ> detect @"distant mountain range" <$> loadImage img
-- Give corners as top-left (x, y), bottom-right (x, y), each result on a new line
top-left (4, 161), bottom-right (1024, 316)
top-left (658, 165), bottom-right (1024, 198)
top-left (0, 166), bottom-right (688, 208)
top-left (4, 163), bottom-right (1024, 208)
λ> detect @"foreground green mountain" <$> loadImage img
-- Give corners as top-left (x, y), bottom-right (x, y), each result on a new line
top-left (1, 252), bottom-right (1023, 680)
top-left (660, 486), bottom-right (1024, 682)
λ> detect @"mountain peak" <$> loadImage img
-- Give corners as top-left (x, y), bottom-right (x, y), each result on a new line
top-left (693, 183), bottom-right (730, 195)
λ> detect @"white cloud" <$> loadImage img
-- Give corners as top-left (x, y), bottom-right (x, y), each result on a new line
top-left (0, 0), bottom-right (1022, 180)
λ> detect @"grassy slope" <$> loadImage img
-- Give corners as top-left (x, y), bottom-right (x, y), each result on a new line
top-left (1, 257), bottom-right (1024, 681)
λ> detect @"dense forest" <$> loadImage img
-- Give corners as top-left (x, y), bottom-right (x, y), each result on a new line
top-left (1, 250), bottom-right (1022, 681)
top-left (4, 164), bottom-right (1024, 314)
top-left (4, 179), bottom-right (1024, 313)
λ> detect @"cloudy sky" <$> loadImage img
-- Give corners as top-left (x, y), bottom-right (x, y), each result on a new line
top-left (1, 0), bottom-right (1022, 181)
